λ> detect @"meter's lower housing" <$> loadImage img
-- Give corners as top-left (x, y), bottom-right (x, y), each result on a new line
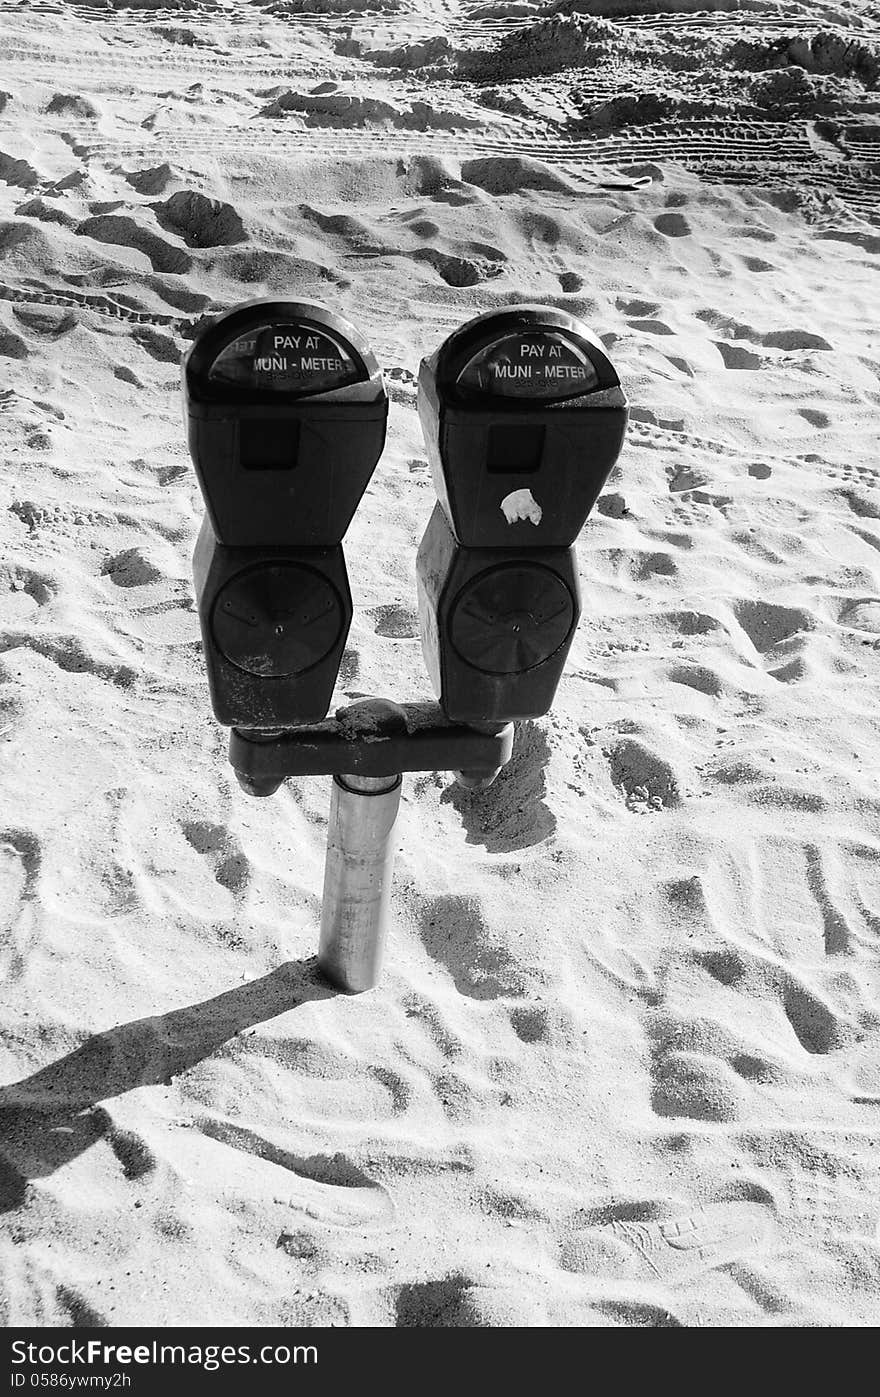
top-left (193, 515), bottom-right (352, 727)
top-left (416, 503), bottom-right (581, 723)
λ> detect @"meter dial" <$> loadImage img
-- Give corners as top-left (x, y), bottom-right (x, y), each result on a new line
top-left (449, 563), bottom-right (575, 674)
top-left (211, 563), bottom-right (344, 677)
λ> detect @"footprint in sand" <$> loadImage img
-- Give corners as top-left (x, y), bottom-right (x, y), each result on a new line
top-left (411, 246), bottom-right (505, 287)
top-left (0, 327), bottom-right (28, 360)
top-left (781, 979), bottom-right (851, 1055)
top-left (0, 829), bottom-right (41, 980)
top-left (394, 1274), bottom-right (547, 1327)
top-left (616, 297), bottom-right (661, 318)
top-left (653, 213), bottom-right (691, 238)
top-left (596, 491), bottom-right (627, 518)
top-left (101, 547), bottom-right (163, 588)
top-left (56, 1287), bottom-right (107, 1328)
top-left (0, 566), bottom-right (55, 622)
top-left (560, 1200), bottom-right (775, 1284)
top-left (838, 598), bottom-right (880, 634)
top-left (651, 1047), bottom-right (748, 1122)
top-left (628, 318), bottom-right (675, 336)
top-left (181, 821), bottom-right (250, 896)
top-left (667, 661), bottom-right (723, 697)
top-left (799, 407), bottom-right (829, 428)
top-left (0, 626), bottom-right (137, 690)
top-left (557, 270), bottom-right (582, 292)
top-left (732, 598), bottom-right (815, 656)
top-left (191, 1119), bottom-right (394, 1230)
top-left (839, 490), bottom-right (880, 520)
top-left (338, 646), bottom-right (360, 684)
top-left (603, 736), bottom-right (681, 814)
top-left (414, 893), bottom-right (527, 1000)
top-left (371, 604), bottom-right (419, 639)
top-left (509, 1003), bottom-right (550, 1045)
top-left (113, 365), bottom-right (143, 387)
top-left (716, 341), bottom-right (763, 370)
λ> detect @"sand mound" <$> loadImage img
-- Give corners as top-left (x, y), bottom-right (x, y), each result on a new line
top-left (475, 88), bottom-right (535, 118)
top-left (338, 36), bottom-right (455, 73)
top-left (153, 191), bottom-right (246, 248)
top-left (0, 219), bottom-right (59, 270)
top-left (552, 0), bottom-right (811, 16)
top-left (576, 91), bottom-right (723, 132)
top-left (259, 90), bottom-right (480, 132)
top-left (470, 3), bottom-right (542, 16)
top-left (46, 93), bottom-right (99, 119)
top-left (75, 0), bottom-right (207, 9)
top-left (562, 19), bottom-right (880, 130)
top-left (728, 33), bottom-right (880, 85)
top-left (465, 15), bottom-right (622, 80)
top-left (152, 26), bottom-right (210, 47)
top-left (14, 198), bottom-right (76, 229)
top-left (124, 164), bottom-right (175, 196)
top-left (459, 155), bottom-right (575, 194)
top-left (217, 246), bottom-right (341, 291)
top-left (131, 325), bottom-right (184, 363)
top-left (258, 0), bottom-right (401, 13)
top-left (0, 152), bottom-right (40, 190)
top-left (749, 67), bottom-right (864, 118)
top-left (76, 214), bottom-right (193, 274)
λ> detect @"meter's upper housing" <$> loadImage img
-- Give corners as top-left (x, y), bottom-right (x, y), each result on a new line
top-left (184, 299), bottom-right (387, 547)
top-left (418, 304), bottom-right (628, 549)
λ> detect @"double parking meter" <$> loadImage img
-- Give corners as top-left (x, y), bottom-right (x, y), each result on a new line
top-left (185, 299), bottom-right (388, 727)
top-left (184, 298), bottom-right (626, 994)
top-left (416, 305), bottom-right (628, 722)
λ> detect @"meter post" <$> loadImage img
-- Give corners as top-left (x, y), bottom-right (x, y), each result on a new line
top-left (224, 703), bottom-right (514, 992)
top-left (318, 772), bottom-right (402, 994)
top-left (416, 304), bottom-right (628, 724)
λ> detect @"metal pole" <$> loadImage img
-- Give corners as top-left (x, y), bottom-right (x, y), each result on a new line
top-left (317, 771), bottom-right (402, 993)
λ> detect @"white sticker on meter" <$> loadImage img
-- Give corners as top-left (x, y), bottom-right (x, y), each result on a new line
top-left (501, 489), bottom-right (543, 526)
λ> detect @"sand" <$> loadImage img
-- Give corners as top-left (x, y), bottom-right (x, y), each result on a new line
top-left (0, 0), bottom-right (879, 1328)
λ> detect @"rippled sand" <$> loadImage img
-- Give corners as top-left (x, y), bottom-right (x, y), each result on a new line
top-left (0, 0), bottom-right (879, 1328)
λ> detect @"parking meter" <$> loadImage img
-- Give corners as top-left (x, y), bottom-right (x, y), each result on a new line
top-left (416, 304), bottom-right (627, 722)
top-left (186, 299), bottom-right (388, 728)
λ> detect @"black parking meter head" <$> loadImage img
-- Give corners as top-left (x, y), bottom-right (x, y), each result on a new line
top-left (417, 304), bottom-right (627, 548)
top-left (192, 515), bottom-right (352, 729)
top-left (416, 503), bottom-right (581, 724)
top-left (183, 299), bottom-right (387, 547)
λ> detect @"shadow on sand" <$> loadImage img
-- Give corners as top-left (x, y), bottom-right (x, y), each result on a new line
top-left (0, 958), bottom-right (336, 1213)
